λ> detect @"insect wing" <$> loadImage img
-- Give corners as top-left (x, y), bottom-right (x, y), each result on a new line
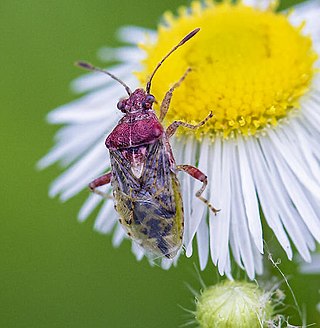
top-left (110, 140), bottom-right (183, 258)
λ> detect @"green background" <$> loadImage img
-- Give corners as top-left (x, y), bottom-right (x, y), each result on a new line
top-left (1, 0), bottom-right (319, 327)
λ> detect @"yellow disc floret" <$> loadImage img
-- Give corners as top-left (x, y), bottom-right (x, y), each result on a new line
top-left (137, 0), bottom-right (317, 138)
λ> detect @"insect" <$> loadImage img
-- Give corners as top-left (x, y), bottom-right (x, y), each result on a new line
top-left (77, 28), bottom-right (219, 259)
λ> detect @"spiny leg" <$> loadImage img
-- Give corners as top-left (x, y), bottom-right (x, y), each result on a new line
top-left (166, 111), bottom-right (213, 138)
top-left (159, 68), bottom-right (191, 122)
top-left (89, 172), bottom-right (113, 199)
top-left (177, 165), bottom-right (220, 214)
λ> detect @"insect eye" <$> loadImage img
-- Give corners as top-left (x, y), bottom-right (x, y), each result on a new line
top-left (142, 94), bottom-right (155, 109)
top-left (146, 95), bottom-right (155, 103)
top-left (117, 99), bottom-right (126, 112)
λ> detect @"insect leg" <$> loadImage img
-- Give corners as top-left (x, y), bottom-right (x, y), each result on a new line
top-left (166, 111), bottom-right (213, 138)
top-left (89, 172), bottom-right (113, 199)
top-left (177, 165), bottom-right (220, 215)
top-left (159, 68), bottom-right (191, 122)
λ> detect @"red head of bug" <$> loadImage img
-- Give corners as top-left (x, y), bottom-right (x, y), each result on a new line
top-left (116, 89), bottom-right (156, 113)
top-left (76, 28), bottom-right (218, 260)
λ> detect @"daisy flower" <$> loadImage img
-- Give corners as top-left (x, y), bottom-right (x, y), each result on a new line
top-left (39, 0), bottom-right (320, 278)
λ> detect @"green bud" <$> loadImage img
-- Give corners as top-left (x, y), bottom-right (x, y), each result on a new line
top-left (195, 281), bottom-right (274, 328)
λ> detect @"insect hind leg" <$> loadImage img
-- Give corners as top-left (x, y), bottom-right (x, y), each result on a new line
top-left (89, 172), bottom-right (113, 199)
top-left (177, 165), bottom-right (220, 215)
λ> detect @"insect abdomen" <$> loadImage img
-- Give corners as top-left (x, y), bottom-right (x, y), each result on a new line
top-left (114, 174), bottom-right (183, 259)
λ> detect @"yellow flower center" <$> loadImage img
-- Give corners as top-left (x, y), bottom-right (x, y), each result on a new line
top-left (137, 0), bottom-right (317, 138)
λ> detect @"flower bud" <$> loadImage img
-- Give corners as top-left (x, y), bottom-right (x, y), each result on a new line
top-left (195, 281), bottom-right (274, 328)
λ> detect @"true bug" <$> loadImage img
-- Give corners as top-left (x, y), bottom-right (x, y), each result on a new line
top-left (77, 28), bottom-right (219, 259)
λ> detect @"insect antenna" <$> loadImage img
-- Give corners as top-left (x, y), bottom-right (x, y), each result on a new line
top-left (146, 27), bottom-right (200, 94)
top-left (76, 61), bottom-right (132, 96)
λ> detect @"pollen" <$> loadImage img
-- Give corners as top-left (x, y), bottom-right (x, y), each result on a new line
top-left (137, 0), bottom-right (317, 138)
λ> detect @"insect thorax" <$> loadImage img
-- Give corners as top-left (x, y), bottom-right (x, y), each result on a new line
top-left (105, 111), bottom-right (164, 150)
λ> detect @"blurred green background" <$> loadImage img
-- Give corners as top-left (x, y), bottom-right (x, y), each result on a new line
top-left (1, 0), bottom-right (319, 327)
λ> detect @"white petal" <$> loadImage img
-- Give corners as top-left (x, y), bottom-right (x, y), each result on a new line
top-left (237, 137), bottom-right (263, 253)
top-left (37, 121), bottom-right (108, 169)
top-left (216, 141), bottom-right (232, 275)
top-left (78, 193), bottom-right (103, 222)
top-left (242, 0), bottom-right (274, 10)
top-left (230, 145), bottom-right (256, 279)
top-left (196, 214), bottom-right (209, 270)
top-left (302, 95), bottom-right (320, 138)
top-left (260, 137), bottom-right (313, 261)
top-left (179, 136), bottom-right (197, 256)
top-left (47, 84), bottom-right (131, 124)
top-left (185, 138), bottom-right (210, 256)
top-left (223, 251), bottom-right (233, 280)
top-left (267, 129), bottom-right (320, 242)
top-left (93, 200), bottom-right (117, 234)
top-left (253, 248), bottom-right (263, 275)
top-left (97, 47), bottom-right (145, 63)
top-left (117, 26), bottom-right (157, 45)
top-left (161, 258), bottom-right (174, 270)
top-left (289, 0), bottom-right (320, 45)
top-left (268, 128), bottom-right (320, 202)
top-left (49, 142), bottom-right (107, 200)
top-left (229, 229), bottom-right (244, 271)
top-left (131, 242), bottom-right (145, 261)
top-left (246, 138), bottom-right (293, 260)
top-left (209, 137), bottom-right (222, 265)
top-left (112, 224), bottom-right (127, 247)
top-left (288, 120), bottom-right (320, 182)
top-left (299, 253), bottom-right (320, 274)
top-left (72, 63), bottom-right (140, 93)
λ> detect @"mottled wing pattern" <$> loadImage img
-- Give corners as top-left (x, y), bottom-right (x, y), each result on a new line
top-left (110, 139), bottom-right (183, 258)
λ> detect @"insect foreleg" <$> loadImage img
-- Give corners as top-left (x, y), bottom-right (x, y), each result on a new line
top-left (166, 111), bottom-right (213, 138)
top-left (89, 172), bottom-right (113, 199)
top-left (159, 68), bottom-right (191, 122)
top-left (177, 165), bottom-right (219, 215)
